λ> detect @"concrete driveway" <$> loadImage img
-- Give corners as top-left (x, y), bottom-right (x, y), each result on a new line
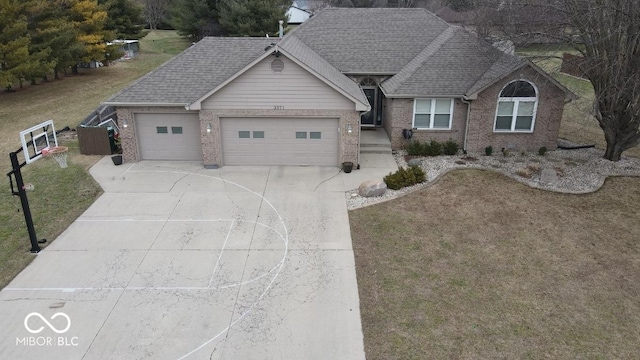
top-left (0, 155), bottom-right (396, 359)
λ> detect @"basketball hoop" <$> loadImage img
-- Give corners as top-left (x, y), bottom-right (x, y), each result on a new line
top-left (43, 146), bottom-right (69, 168)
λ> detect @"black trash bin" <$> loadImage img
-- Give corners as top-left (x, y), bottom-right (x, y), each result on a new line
top-left (107, 128), bottom-right (118, 153)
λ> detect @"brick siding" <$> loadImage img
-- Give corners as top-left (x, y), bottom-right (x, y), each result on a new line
top-left (384, 98), bottom-right (467, 150)
top-left (384, 65), bottom-right (567, 154)
top-left (465, 67), bottom-right (566, 152)
top-left (118, 107), bottom-right (359, 167)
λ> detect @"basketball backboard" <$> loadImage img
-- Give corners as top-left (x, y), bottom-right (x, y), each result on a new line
top-left (19, 120), bottom-right (58, 164)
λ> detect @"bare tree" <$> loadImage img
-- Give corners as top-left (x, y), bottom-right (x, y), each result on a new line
top-left (469, 0), bottom-right (639, 161)
top-left (563, 1), bottom-right (640, 161)
top-left (144, 0), bottom-right (170, 30)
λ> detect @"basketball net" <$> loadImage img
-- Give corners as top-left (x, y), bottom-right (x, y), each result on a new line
top-left (42, 146), bottom-right (69, 168)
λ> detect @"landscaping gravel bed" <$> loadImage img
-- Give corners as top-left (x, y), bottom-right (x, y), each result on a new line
top-left (347, 143), bottom-right (640, 210)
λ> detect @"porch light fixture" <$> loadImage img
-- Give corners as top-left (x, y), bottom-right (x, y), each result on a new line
top-left (122, 119), bottom-right (128, 128)
top-left (206, 123), bottom-right (212, 133)
top-left (346, 123), bottom-right (353, 134)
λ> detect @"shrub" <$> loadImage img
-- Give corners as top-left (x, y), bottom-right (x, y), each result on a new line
top-left (406, 140), bottom-right (425, 156)
top-left (485, 146), bottom-right (493, 156)
top-left (424, 140), bottom-right (443, 156)
top-left (502, 148), bottom-right (511, 157)
top-left (443, 140), bottom-right (459, 155)
top-left (384, 166), bottom-right (426, 190)
top-left (538, 146), bottom-right (548, 156)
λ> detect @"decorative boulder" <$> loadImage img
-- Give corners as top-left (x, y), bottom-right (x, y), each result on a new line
top-left (540, 168), bottom-right (557, 185)
top-left (358, 180), bottom-right (387, 198)
top-left (408, 158), bottom-right (422, 167)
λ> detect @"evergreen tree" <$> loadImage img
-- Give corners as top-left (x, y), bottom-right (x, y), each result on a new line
top-left (0, 0), bottom-right (41, 89)
top-left (100, 0), bottom-right (145, 39)
top-left (444, 0), bottom-right (476, 11)
top-left (170, 0), bottom-right (222, 40)
top-left (68, 0), bottom-right (111, 64)
top-left (24, 0), bottom-right (70, 82)
top-left (217, 0), bottom-right (290, 37)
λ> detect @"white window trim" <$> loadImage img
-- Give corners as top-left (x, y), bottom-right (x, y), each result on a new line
top-left (412, 98), bottom-right (454, 130)
top-left (493, 80), bottom-right (539, 133)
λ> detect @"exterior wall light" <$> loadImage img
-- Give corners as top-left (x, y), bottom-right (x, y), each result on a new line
top-left (122, 119), bottom-right (128, 128)
top-left (346, 123), bottom-right (353, 134)
top-left (206, 123), bottom-right (212, 133)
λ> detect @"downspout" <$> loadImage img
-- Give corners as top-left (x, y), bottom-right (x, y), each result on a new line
top-left (461, 97), bottom-right (471, 152)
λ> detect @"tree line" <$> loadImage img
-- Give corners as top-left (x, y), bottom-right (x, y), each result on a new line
top-left (142, 0), bottom-right (292, 40)
top-left (0, 0), bottom-right (144, 90)
top-left (140, 0), bottom-right (432, 40)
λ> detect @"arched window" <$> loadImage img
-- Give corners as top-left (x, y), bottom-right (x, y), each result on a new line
top-left (360, 77), bottom-right (377, 87)
top-left (494, 80), bottom-right (538, 132)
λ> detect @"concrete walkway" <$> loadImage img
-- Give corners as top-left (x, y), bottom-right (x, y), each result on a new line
top-left (0, 154), bottom-right (396, 359)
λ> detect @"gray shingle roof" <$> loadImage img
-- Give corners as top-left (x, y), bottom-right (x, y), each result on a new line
top-left (381, 29), bottom-right (524, 97)
top-left (105, 8), bottom-right (568, 107)
top-left (465, 54), bottom-right (527, 96)
top-left (380, 26), bottom-right (459, 96)
top-left (105, 37), bottom-right (276, 105)
top-left (290, 8), bottom-right (452, 74)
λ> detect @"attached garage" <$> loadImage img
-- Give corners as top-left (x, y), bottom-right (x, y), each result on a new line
top-left (135, 113), bottom-right (201, 161)
top-left (220, 118), bottom-right (339, 166)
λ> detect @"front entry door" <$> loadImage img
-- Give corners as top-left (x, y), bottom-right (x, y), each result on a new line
top-left (361, 88), bottom-right (376, 126)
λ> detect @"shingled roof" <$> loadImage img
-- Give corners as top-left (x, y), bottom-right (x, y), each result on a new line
top-left (105, 8), bottom-right (569, 107)
top-left (291, 8), bottom-right (452, 74)
top-left (105, 37), bottom-right (277, 106)
top-left (381, 27), bottom-right (524, 97)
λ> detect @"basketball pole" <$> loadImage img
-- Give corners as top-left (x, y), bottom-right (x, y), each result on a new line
top-left (8, 149), bottom-right (43, 253)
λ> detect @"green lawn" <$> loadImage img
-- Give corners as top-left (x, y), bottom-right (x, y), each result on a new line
top-left (0, 30), bottom-right (190, 289)
top-left (350, 170), bottom-right (640, 359)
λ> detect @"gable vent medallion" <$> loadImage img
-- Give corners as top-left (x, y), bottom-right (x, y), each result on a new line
top-left (271, 58), bottom-right (285, 72)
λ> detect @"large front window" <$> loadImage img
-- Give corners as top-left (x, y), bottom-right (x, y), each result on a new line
top-left (494, 80), bottom-right (538, 132)
top-left (413, 99), bottom-right (453, 130)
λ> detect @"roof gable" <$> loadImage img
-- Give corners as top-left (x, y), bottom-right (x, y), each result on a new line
top-left (380, 25), bottom-right (523, 97)
top-left (291, 8), bottom-right (451, 74)
top-left (189, 36), bottom-right (369, 111)
top-left (104, 38), bottom-right (276, 106)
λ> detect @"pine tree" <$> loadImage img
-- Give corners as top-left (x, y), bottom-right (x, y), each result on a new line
top-left (69, 0), bottom-right (111, 64)
top-left (217, 0), bottom-right (290, 37)
top-left (170, 0), bottom-right (222, 40)
top-left (0, 0), bottom-right (40, 90)
top-left (100, 0), bottom-right (145, 39)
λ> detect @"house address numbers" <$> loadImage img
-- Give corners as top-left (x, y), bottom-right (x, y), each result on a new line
top-left (273, 105), bottom-right (285, 110)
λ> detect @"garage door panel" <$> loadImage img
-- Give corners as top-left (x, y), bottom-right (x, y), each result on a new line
top-left (221, 118), bottom-right (338, 166)
top-left (136, 113), bottom-right (201, 161)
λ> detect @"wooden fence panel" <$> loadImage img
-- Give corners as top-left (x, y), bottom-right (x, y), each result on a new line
top-left (77, 127), bottom-right (111, 155)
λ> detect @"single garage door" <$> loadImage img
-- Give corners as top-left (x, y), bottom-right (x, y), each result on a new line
top-left (135, 113), bottom-right (201, 161)
top-left (221, 118), bottom-right (339, 166)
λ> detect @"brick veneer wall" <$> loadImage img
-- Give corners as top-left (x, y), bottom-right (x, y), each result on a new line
top-left (465, 67), bottom-right (567, 152)
top-left (383, 66), bottom-right (567, 153)
top-left (117, 107), bottom-right (360, 167)
top-left (384, 98), bottom-right (468, 150)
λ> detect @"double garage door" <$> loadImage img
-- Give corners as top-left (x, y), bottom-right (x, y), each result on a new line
top-left (135, 114), bottom-right (339, 166)
top-left (221, 118), bottom-right (339, 166)
top-left (135, 113), bottom-right (201, 161)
